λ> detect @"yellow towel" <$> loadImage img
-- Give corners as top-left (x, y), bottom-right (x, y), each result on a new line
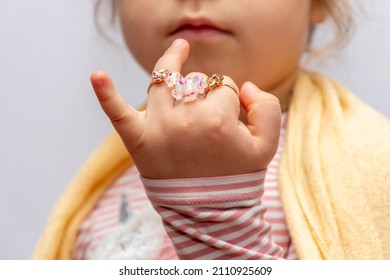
top-left (279, 71), bottom-right (390, 259)
top-left (32, 71), bottom-right (390, 259)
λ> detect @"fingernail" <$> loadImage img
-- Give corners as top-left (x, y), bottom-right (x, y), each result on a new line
top-left (172, 38), bottom-right (186, 48)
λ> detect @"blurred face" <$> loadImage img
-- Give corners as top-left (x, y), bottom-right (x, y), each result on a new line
top-left (117, 0), bottom-right (325, 97)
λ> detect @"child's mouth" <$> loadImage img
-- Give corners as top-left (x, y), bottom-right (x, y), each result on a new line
top-left (169, 23), bottom-right (231, 40)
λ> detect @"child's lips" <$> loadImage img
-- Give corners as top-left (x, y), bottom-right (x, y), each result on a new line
top-left (169, 20), bottom-right (232, 40)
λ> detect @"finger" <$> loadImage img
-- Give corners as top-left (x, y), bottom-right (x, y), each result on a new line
top-left (147, 39), bottom-right (190, 111)
top-left (91, 70), bottom-right (143, 146)
top-left (204, 75), bottom-right (240, 118)
top-left (239, 82), bottom-right (281, 149)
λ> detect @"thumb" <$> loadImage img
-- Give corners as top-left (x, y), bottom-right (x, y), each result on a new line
top-left (239, 82), bottom-right (281, 148)
top-left (90, 70), bottom-right (143, 150)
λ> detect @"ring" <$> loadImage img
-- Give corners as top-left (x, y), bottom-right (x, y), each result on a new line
top-left (147, 69), bottom-right (169, 94)
top-left (147, 69), bottom-right (237, 102)
top-left (206, 74), bottom-right (238, 95)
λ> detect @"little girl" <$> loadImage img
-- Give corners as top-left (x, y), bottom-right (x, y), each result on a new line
top-left (33, 0), bottom-right (390, 260)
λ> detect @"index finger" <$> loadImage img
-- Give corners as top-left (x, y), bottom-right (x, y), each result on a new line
top-left (147, 39), bottom-right (190, 111)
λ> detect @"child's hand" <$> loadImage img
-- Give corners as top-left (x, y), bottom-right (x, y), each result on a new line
top-left (90, 39), bottom-right (281, 179)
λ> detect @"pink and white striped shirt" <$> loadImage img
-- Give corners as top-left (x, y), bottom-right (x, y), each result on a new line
top-left (73, 112), bottom-right (297, 260)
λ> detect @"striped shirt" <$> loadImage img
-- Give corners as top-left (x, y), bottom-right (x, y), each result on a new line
top-left (73, 112), bottom-right (297, 260)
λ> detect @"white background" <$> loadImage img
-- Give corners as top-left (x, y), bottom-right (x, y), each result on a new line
top-left (1, 0), bottom-right (389, 259)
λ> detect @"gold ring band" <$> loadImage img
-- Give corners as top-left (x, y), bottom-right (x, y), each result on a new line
top-left (204, 74), bottom-right (237, 95)
top-left (221, 83), bottom-right (238, 95)
top-left (147, 81), bottom-right (159, 94)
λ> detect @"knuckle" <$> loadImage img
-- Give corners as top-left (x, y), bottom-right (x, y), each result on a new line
top-left (207, 116), bottom-right (225, 132)
top-left (98, 91), bottom-right (115, 103)
top-left (177, 118), bottom-right (202, 134)
top-left (204, 116), bottom-right (232, 141)
top-left (109, 111), bottom-right (131, 126)
top-left (157, 107), bottom-right (233, 145)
